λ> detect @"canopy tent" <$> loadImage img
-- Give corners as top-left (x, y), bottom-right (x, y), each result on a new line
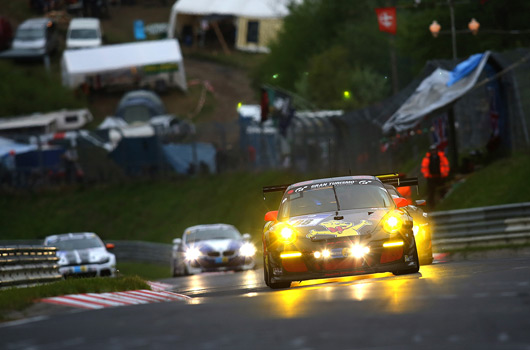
top-left (61, 39), bottom-right (187, 92)
top-left (168, 0), bottom-right (294, 52)
top-left (382, 51), bottom-right (491, 135)
top-left (168, 0), bottom-right (291, 37)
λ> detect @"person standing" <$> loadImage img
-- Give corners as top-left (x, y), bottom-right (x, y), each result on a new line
top-left (421, 145), bottom-right (450, 210)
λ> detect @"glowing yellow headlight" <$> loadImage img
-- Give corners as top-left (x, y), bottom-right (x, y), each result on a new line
top-left (383, 213), bottom-right (403, 233)
top-left (278, 226), bottom-right (297, 244)
top-left (280, 251), bottom-right (302, 259)
top-left (383, 241), bottom-right (404, 248)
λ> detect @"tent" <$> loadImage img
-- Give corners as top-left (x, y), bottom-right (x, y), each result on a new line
top-left (61, 39), bottom-right (187, 92)
top-left (382, 52), bottom-right (491, 135)
top-left (168, 0), bottom-right (295, 53)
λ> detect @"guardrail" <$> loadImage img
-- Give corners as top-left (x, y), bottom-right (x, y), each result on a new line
top-left (0, 246), bottom-right (63, 289)
top-left (431, 202), bottom-right (530, 250)
top-left (110, 240), bottom-right (172, 265)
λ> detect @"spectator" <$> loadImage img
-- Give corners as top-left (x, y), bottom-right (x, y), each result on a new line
top-left (421, 144), bottom-right (450, 210)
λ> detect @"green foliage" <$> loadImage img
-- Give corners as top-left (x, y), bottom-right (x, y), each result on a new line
top-left (0, 276), bottom-right (149, 320)
top-left (0, 61), bottom-right (86, 117)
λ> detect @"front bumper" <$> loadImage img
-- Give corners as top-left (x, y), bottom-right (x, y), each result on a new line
top-left (59, 261), bottom-right (117, 277)
top-left (190, 255), bottom-right (256, 272)
top-left (268, 236), bottom-right (417, 283)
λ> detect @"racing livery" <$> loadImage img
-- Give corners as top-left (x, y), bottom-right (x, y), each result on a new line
top-left (262, 175), bottom-right (420, 289)
top-left (384, 183), bottom-right (433, 265)
top-left (44, 232), bottom-right (117, 278)
top-left (171, 224), bottom-right (256, 276)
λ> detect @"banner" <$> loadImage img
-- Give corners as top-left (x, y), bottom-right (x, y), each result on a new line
top-left (375, 7), bottom-right (397, 35)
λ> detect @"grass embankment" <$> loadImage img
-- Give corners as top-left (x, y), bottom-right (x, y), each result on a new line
top-left (0, 171), bottom-right (300, 243)
top-left (0, 276), bottom-right (149, 321)
top-left (435, 153), bottom-right (530, 211)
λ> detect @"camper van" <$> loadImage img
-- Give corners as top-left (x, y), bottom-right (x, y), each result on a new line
top-left (61, 39), bottom-right (187, 93)
top-left (66, 18), bottom-right (102, 50)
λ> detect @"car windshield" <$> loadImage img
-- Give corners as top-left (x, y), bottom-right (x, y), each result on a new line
top-left (46, 237), bottom-right (103, 250)
top-left (279, 183), bottom-right (393, 219)
top-left (69, 28), bottom-right (99, 39)
top-left (185, 228), bottom-right (240, 243)
top-left (16, 28), bottom-right (44, 40)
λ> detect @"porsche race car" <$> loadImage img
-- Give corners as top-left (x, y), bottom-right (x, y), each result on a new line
top-left (262, 175), bottom-right (420, 289)
top-left (171, 224), bottom-right (257, 276)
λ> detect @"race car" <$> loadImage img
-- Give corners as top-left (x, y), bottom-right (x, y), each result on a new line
top-left (384, 183), bottom-right (433, 265)
top-left (44, 232), bottom-right (117, 278)
top-left (262, 175), bottom-right (420, 289)
top-left (171, 224), bottom-right (257, 276)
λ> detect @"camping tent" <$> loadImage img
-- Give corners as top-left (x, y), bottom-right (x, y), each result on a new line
top-left (168, 0), bottom-right (295, 52)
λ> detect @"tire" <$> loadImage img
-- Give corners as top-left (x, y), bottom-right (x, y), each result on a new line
top-left (264, 253), bottom-right (291, 289)
top-left (392, 238), bottom-right (420, 275)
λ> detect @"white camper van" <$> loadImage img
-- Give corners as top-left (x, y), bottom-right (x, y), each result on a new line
top-left (66, 18), bottom-right (102, 50)
top-left (61, 39), bottom-right (187, 93)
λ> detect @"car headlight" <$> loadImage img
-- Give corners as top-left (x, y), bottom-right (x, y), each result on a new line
top-left (240, 242), bottom-right (256, 257)
top-left (276, 225), bottom-right (297, 244)
top-left (383, 211), bottom-right (403, 234)
top-left (185, 247), bottom-right (201, 261)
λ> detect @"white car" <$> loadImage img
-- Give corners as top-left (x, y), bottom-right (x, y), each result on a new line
top-left (66, 18), bottom-right (102, 50)
top-left (44, 232), bottom-right (117, 277)
top-left (171, 224), bottom-right (256, 276)
top-left (1, 18), bottom-right (59, 59)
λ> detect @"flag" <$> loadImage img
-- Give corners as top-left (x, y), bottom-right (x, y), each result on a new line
top-left (375, 7), bottom-right (397, 35)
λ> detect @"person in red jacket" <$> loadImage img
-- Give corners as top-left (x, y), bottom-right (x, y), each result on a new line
top-left (421, 145), bottom-right (450, 210)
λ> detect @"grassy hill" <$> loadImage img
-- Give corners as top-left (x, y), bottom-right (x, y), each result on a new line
top-left (1, 153), bottom-right (530, 244)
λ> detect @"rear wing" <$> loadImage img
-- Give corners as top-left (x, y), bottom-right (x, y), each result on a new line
top-left (376, 173), bottom-right (419, 188)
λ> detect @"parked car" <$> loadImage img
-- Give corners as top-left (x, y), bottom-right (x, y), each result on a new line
top-left (44, 232), bottom-right (117, 278)
top-left (66, 17), bottom-right (103, 50)
top-left (171, 224), bottom-right (257, 276)
top-left (0, 18), bottom-right (59, 60)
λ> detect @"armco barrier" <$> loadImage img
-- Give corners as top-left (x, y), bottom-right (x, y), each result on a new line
top-left (110, 240), bottom-right (171, 265)
top-left (431, 202), bottom-right (530, 250)
top-left (0, 246), bottom-right (63, 289)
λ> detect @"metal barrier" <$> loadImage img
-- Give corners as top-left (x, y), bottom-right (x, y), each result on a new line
top-left (0, 246), bottom-right (63, 289)
top-left (431, 202), bottom-right (530, 250)
top-left (110, 240), bottom-right (171, 265)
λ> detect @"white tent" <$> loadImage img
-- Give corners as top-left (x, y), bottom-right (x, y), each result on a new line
top-left (168, 0), bottom-right (293, 38)
top-left (61, 39), bottom-right (187, 92)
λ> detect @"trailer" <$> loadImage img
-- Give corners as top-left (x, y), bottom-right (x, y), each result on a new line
top-left (61, 39), bottom-right (187, 93)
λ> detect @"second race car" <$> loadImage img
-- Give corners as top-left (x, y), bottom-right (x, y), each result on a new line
top-left (171, 224), bottom-right (257, 276)
top-left (262, 175), bottom-right (420, 289)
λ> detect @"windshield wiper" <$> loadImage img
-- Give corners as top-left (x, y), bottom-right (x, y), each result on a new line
top-left (332, 185), bottom-right (343, 220)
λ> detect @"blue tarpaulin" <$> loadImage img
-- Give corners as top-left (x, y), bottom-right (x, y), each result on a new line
top-left (447, 53), bottom-right (484, 87)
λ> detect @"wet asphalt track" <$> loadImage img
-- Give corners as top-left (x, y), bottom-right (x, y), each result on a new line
top-left (1, 255), bottom-right (530, 350)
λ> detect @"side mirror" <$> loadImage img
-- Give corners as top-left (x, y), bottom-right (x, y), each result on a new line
top-left (393, 197), bottom-right (409, 208)
top-left (105, 243), bottom-right (115, 250)
top-left (264, 210), bottom-right (278, 222)
top-left (172, 238), bottom-right (182, 246)
top-left (415, 199), bottom-right (426, 206)
top-left (242, 233), bottom-right (251, 241)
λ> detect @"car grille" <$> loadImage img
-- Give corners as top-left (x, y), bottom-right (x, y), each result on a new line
top-left (223, 250), bottom-right (235, 257)
top-left (207, 252), bottom-right (220, 257)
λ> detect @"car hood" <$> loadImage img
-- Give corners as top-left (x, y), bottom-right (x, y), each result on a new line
top-left (284, 208), bottom-right (391, 241)
top-left (188, 239), bottom-right (242, 253)
top-left (56, 247), bottom-right (114, 265)
top-left (12, 39), bottom-right (45, 50)
top-left (66, 38), bottom-right (101, 49)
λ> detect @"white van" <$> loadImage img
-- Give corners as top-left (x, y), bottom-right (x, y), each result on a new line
top-left (66, 18), bottom-right (102, 50)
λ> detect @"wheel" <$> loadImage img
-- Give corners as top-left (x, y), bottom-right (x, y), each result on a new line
top-left (392, 238), bottom-right (420, 275)
top-left (264, 253), bottom-right (291, 289)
